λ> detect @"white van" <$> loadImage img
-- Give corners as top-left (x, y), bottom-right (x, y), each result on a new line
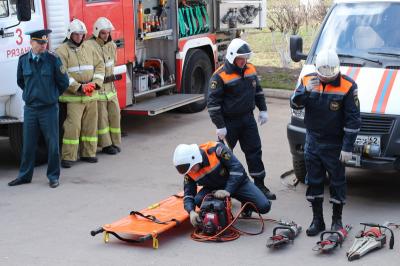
top-left (287, 0), bottom-right (400, 182)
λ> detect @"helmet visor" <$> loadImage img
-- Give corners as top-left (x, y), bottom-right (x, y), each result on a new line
top-left (176, 163), bottom-right (191, 175)
top-left (316, 65), bottom-right (339, 79)
top-left (236, 53), bottom-right (252, 60)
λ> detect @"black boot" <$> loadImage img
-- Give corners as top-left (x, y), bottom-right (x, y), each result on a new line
top-left (102, 145), bottom-right (117, 155)
top-left (254, 180), bottom-right (277, 200)
top-left (331, 204), bottom-right (343, 231)
top-left (306, 201), bottom-right (325, 236)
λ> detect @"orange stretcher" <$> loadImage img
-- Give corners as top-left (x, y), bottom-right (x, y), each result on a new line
top-left (91, 192), bottom-right (189, 248)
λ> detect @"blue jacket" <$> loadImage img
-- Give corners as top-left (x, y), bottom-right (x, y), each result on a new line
top-left (17, 50), bottom-right (69, 107)
top-left (290, 73), bottom-right (361, 152)
top-left (207, 61), bottom-right (267, 129)
top-left (183, 141), bottom-right (248, 213)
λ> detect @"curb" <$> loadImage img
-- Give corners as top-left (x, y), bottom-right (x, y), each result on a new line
top-left (263, 88), bottom-right (292, 100)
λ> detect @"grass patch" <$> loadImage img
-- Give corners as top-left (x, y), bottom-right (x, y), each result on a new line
top-left (243, 26), bottom-right (319, 89)
top-left (257, 66), bottom-right (300, 90)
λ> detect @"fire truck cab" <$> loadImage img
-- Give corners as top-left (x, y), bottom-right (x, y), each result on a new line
top-left (0, 0), bottom-right (266, 162)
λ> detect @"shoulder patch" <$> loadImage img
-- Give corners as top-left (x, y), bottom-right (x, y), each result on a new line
top-left (210, 80), bottom-right (218, 89)
top-left (216, 145), bottom-right (231, 160)
top-left (60, 65), bottom-right (67, 74)
top-left (184, 175), bottom-right (190, 185)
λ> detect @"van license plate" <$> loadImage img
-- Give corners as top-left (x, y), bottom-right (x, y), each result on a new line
top-left (355, 135), bottom-right (380, 146)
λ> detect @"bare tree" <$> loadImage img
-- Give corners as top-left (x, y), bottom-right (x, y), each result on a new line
top-left (267, 0), bottom-right (330, 67)
top-left (268, 1), bottom-right (306, 67)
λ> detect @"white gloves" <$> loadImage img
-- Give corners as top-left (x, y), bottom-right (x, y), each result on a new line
top-left (189, 211), bottom-right (201, 227)
top-left (339, 150), bottom-right (352, 163)
top-left (216, 127), bottom-right (227, 140)
top-left (258, 111), bottom-right (268, 125)
top-left (306, 78), bottom-right (320, 92)
top-left (214, 190), bottom-right (230, 199)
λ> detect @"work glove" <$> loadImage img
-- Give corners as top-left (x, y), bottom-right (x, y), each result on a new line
top-left (306, 78), bottom-right (320, 92)
top-left (258, 111), bottom-right (268, 126)
top-left (214, 190), bottom-right (230, 199)
top-left (189, 211), bottom-right (201, 227)
top-left (216, 127), bottom-right (227, 140)
top-left (82, 83), bottom-right (96, 97)
top-left (339, 150), bottom-right (352, 163)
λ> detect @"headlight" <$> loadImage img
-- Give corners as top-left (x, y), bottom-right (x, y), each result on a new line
top-left (291, 108), bottom-right (305, 120)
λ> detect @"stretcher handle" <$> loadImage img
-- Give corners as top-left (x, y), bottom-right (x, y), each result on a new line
top-left (91, 227), bottom-right (104, 236)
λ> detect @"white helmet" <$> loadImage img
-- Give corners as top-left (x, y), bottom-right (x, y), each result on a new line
top-left (173, 144), bottom-right (202, 175)
top-left (67, 19), bottom-right (87, 39)
top-left (93, 17), bottom-right (115, 38)
top-left (226, 38), bottom-right (252, 64)
top-left (315, 49), bottom-right (340, 83)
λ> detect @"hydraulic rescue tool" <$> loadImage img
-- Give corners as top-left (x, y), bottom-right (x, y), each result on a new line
top-left (312, 225), bottom-right (352, 253)
top-left (266, 221), bottom-right (302, 248)
top-left (191, 195), bottom-right (267, 242)
top-left (347, 223), bottom-right (394, 261)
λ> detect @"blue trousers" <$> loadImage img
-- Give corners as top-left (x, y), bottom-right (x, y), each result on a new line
top-left (18, 104), bottom-right (60, 182)
top-left (304, 135), bottom-right (346, 204)
top-left (194, 179), bottom-right (271, 214)
top-left (225, 113), bottom-right (266, 181)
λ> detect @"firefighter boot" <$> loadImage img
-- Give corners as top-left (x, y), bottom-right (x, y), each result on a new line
top-left (331, 204), bottom-right (343, 231)
top-left (254, 179), bottom-right (277, 200)
top-left (102, 145), bottom-right (117, 155)
top-left (306, 201), bottom-right (325, 236)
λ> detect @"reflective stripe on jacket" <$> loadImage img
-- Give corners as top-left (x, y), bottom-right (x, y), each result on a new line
top-left (290, 73), bottom-right (361, 151)
top-left (56, 40), bottom-right (105, 102)
top-left (86, 37), bottom-right (117, 101)
top-left (207, 61), bottom-right (267, 129)
top-left (183, 141), bottom-right (248, 213)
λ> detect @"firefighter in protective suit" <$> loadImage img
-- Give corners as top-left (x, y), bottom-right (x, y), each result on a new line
top-left (207, 38), bottom-right (276, 200)
top-left (86, 17), bottom-right (121, 155)
top-left (56, 19), bottom-right (105, 168)
top-left (290, 50), bottom-right (361, 236)
top-left (173, 141), bottom-right (271, 226)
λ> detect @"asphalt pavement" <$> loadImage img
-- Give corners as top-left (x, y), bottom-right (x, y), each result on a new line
top-left (1, 98), bottom-right (399, 266)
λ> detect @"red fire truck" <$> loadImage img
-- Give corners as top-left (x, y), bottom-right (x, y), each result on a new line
top-left (0, 0), bottom-right (266, 161)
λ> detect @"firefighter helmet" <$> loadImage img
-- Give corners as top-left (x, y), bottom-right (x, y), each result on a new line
top-left (93, 17), bottom-right (115, 38)
top-left (226, 38), bottom-right (253, 64)
top-left (173, 144), bottom-right (202, 175)
top-left (315, 49), bottom-right (340, 83)
top-left (67, 19), bottom-right (87, 39)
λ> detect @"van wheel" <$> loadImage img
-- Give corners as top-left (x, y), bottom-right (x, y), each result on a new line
top-left (8, 123), bottom-right (47, 166)
top-left (179, 49), bottom-right (212, 113)
top-left (292, 157), bottom-right (306, 183)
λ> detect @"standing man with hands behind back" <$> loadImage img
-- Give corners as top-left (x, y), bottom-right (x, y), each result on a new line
top-left (207, 38), bottom-right (276, 200)
top-left (56, 19), bottom-right (105, 168)
top-left (8, 29), bottom-right (69, 188)
top-left (86, 17), bottom-right (122, 155)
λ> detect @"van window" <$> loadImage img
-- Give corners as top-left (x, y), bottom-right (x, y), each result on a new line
top-left (0, 0), bottom-right (9, 17)
top-left (9, 0), bottom-right (35, 15)
top-left (314, 2), bottom-right (400, 61)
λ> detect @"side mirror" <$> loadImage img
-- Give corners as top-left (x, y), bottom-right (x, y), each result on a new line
top-left (290, 35), bottom-right (308, 62)
top-left (16, 0), bottom-right (31, 22)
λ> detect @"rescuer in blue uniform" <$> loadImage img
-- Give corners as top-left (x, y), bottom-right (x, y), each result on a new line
top-left (290, 50), bottom-right (361, 236)
top-left (8, 29), bottom-right (69, 188)
top-left (207, 38), bottom-right (276, 201)
top-left (173, 141), bottom-right (271, 226)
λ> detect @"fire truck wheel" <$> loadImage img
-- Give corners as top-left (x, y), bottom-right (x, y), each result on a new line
top-left (179, 49), bottom-right (212, 113)
top-left (8, 123), bottom-right (48, 166)
top-left (292, 156), bottom-right (306, 183)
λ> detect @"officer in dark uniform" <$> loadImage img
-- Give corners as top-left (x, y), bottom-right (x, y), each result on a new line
top-left (173, 141), bottom-right (271, 226)
top-left (207, 38), bottom-right (276, 200)
top-left (8, 29), bottom-right (69, 188)
top-left (290, 50), bottom-right (361, 236)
